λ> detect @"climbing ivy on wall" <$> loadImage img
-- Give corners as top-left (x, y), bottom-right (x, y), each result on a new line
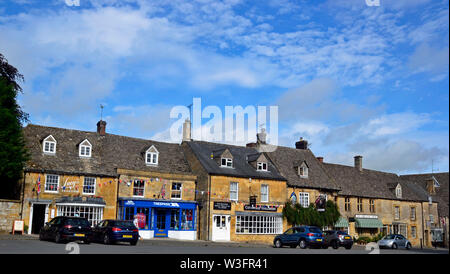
top-left (282, 200), bottom-right (341, 228)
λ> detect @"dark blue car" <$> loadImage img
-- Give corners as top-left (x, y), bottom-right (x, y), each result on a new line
top-left (91, 220), bottom-right (139, 245)
top-left (273, 226), bottom-right (324, 249)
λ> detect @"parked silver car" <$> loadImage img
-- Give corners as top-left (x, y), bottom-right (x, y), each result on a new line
top-left (377, 234), bottom-right (412, 249)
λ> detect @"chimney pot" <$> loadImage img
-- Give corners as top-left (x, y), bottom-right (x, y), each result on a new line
top-left (354, 155), bottom-right (363, 171)
top-left (317, 157), bottom-right (323, 163)
top-left (97, 120), bottom-right (107, 136)
top-left (182, 119), bottom-right (191, 142)
top-left (257, 128), bottom-right (267, 144)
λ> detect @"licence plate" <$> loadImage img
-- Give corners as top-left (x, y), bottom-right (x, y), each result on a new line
top-left (345, 237), bottom-right (351, 239)
top-left (74, 233), bottom-right (85, 237)
top-left (123, 235), bottom-right (133, 238)
top-left (316, 239), bottom-right (322, 242)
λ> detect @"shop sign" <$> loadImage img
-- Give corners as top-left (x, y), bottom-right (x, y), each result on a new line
top-left (125, 200), bottom-right (135, 206)
top-left (244, 204), bottom-right (277, 212)
top-left (153, 202), bottom-right (180, 208)
top-left (61, 178), bottom-right (79, 193)
top-left (213, 202), bottom-right (231, 210)
top-left (355, 214), bottom-right (378, 219)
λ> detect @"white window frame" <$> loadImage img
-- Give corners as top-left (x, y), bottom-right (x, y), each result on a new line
top-left (235, 215), bottom-right (283, 235)
top-left (145, 145), bottom-right (159, 166)
top-left (133, 180), bottom-right (145, 197)
top-left (395, 185), bottom-right (402, 198)
top-left (261, 184), bottom-right (269, 203)
top-left (45, 174), bottom-right (59, 193)
top-left (82, 177), bottom-right (96, 195)
top-left (257, 162), bottom-right (268, 171)
top-left (171, 182), bottom-right (182, 200)
top-left (79, 139), bottom-right (92, 158)
top-left (299, 163), bottom-right (308, 178)
top-left (221, 158), bottom-right (233, 168)
top-left (230, 182), bottom-right (238, 201)
top-left (57, 204), bottom-right (104, 227)
top-left (43, 135), bottom-right (56, 154)
top-left (299, 192), bottom-right (310, 208)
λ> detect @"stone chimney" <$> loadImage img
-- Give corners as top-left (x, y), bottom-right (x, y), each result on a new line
top-left (257, 128), bottom-right (267, 144)
top-left (96, 120), bottom-right (107, 136)
top-left (426, 177), bottom-right (436, 194)
top-left (182, 118), bottom-right (191, 142)
top-left (295, 137), bottom-right (308, 150)
top-left (317, 157), bottom-right (324, 163)
top-left (354, 155), bottom-right (363, 172)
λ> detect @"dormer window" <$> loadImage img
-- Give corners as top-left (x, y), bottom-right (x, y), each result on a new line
top-left (298, 162), bottom-right (308, 178)
top-left (257, 162), bottom-right (268, 171)
top-left (79, 139), bottom-right (92, 158)
top-left (145, 145), bottom-right (159, 166)
top-left (221, 158), bottom-right (233, 167)
top-left (43, 135), bottom-right (56, 154)
top-left (395, 184), bottom-right (402, 199)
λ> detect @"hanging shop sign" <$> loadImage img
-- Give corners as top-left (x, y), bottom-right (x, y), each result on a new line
top-left (213, 202), bottom-right (231, 210)
top-left (244, 204), bottom-right (277, 212)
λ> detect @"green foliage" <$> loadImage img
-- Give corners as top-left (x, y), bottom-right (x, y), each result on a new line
top-left (282, 200), bottom-right (341, 228)
top-left (0, 76), bottom-right (29, 199)
top-left (353, 233), bottom-right (385, 244)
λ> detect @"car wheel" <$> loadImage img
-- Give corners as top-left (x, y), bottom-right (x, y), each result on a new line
top-left (332, 241), bottom-right (339, 249)
top-left (392, 243), bottom-right (398, 249)
top-left (299, 239), bottom-right (307, 249)
top-left (55, 232), bottom-right (63, 244)
top-left (274, 239), bottom-right (282, 248)
top-left (103, 234), bottom-right (111, 245)
top-left (406, 243), bottom-right (411, 250)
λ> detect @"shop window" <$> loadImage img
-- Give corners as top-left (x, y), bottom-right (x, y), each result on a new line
top-left (136, 208), bottom-right (150, 229)
top-left (181, 209), bottom-right (194, 230)
top-left (45, 174), bottom-right (59, 193)
top-left (57, 205), bottom-right (103, 226)
top-left (170, 209), bottom-right (180, 230)
top-left (83, 177), bottom-right (96, 195)
top-left (124, 207), bottom-right (134, 221)
top-left (133, 180), bottom-right (145, 197)
top-left (171, 182), bottom-right (182, 199)
top-left (235, 215), bottom-right (282, 234)
top-left (299, 192), bottom-right (310, 208)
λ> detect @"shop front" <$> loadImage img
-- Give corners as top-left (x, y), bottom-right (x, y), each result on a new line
top-left (117, 198), bottom-right (197, 240)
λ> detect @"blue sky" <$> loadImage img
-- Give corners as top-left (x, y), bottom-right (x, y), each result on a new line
top-left (0, 0), bottom-right (448, 174)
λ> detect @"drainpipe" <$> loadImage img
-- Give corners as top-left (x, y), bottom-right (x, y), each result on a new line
top-left (421, 202), bottom-right (425, 249)
top-left (207, 175), bottom-right (211, 241)
top-left (19, 171), bottom-right (26, 219)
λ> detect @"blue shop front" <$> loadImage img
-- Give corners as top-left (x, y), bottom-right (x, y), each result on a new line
top-left (118, 198), bottom-right (197, 240)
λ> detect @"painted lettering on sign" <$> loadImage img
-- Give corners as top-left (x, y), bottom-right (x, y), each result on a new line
top-left (61, 178), bottom-right (79, 193)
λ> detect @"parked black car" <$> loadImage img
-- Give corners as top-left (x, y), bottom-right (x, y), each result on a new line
top-left (39, 216), bottom-right (92, 244)
top-left (322, 230), bottom-right (353, 249)
top-left (273, 226), bottom-right (324, 249)
top-left (91, 220), bottom-right (139, 245)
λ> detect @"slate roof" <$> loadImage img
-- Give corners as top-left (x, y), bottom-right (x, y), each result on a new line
top-left (185, 141), bottom-right (286, 181)
top-left (322, 162), bottom-right (429, 202)
top-left (262, 146), bottom-right (340, 191)
top-left (400, 172), bottom-right (449, 217)
top-left (22, 124), bottom-right (193, 177)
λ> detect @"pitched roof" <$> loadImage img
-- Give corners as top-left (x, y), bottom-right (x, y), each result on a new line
top-left (23, 124), bottom-right (193, 177)
top-left (185, 141), bottom-right (286, 181)
top-left (400, 172), bottom-right (449, 217)
top-left (322, 162), bottom-right (428, 202)
top-left (262, 146), bottom-right (340, 191)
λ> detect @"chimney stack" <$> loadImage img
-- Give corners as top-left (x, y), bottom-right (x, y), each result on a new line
top-left (317, 157), bottom-right (323, 163)
top-left (354, 155), bottom-right (363, 172)
top-left (182, 118), bottom-right (191, 142)
top-left (257, 128), bottom-right (267, 144)
top-left (295, 137), bottom-right (308, 150)
top-left (426, 177), bottom-right (436, 194)
top-left (97, 120), bottom-right (107, 136)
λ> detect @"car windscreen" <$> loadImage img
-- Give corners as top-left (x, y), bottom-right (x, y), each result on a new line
top-left (111, 221), bottom-right (135, 227)
top-left (66, 218), bottom-right (90, 226)
top-left (384, 235), bottom-right (396, 240)
top-left (309, 227), bottom-right (322, 233)
top-left (337, 231), bottom-right (348, 235)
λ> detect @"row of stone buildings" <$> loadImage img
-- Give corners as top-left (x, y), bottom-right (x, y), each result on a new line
top-left (1, 119), bottom-right (447, 247)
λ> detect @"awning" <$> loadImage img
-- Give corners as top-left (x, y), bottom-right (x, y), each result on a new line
top-left (334, 217), bottom-right (349, 227)
top-left (355, 218), bottom-right (383, 228)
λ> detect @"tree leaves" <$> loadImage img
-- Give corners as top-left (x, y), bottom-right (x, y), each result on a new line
top-left (282, 200), bottom-right (341, 228)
